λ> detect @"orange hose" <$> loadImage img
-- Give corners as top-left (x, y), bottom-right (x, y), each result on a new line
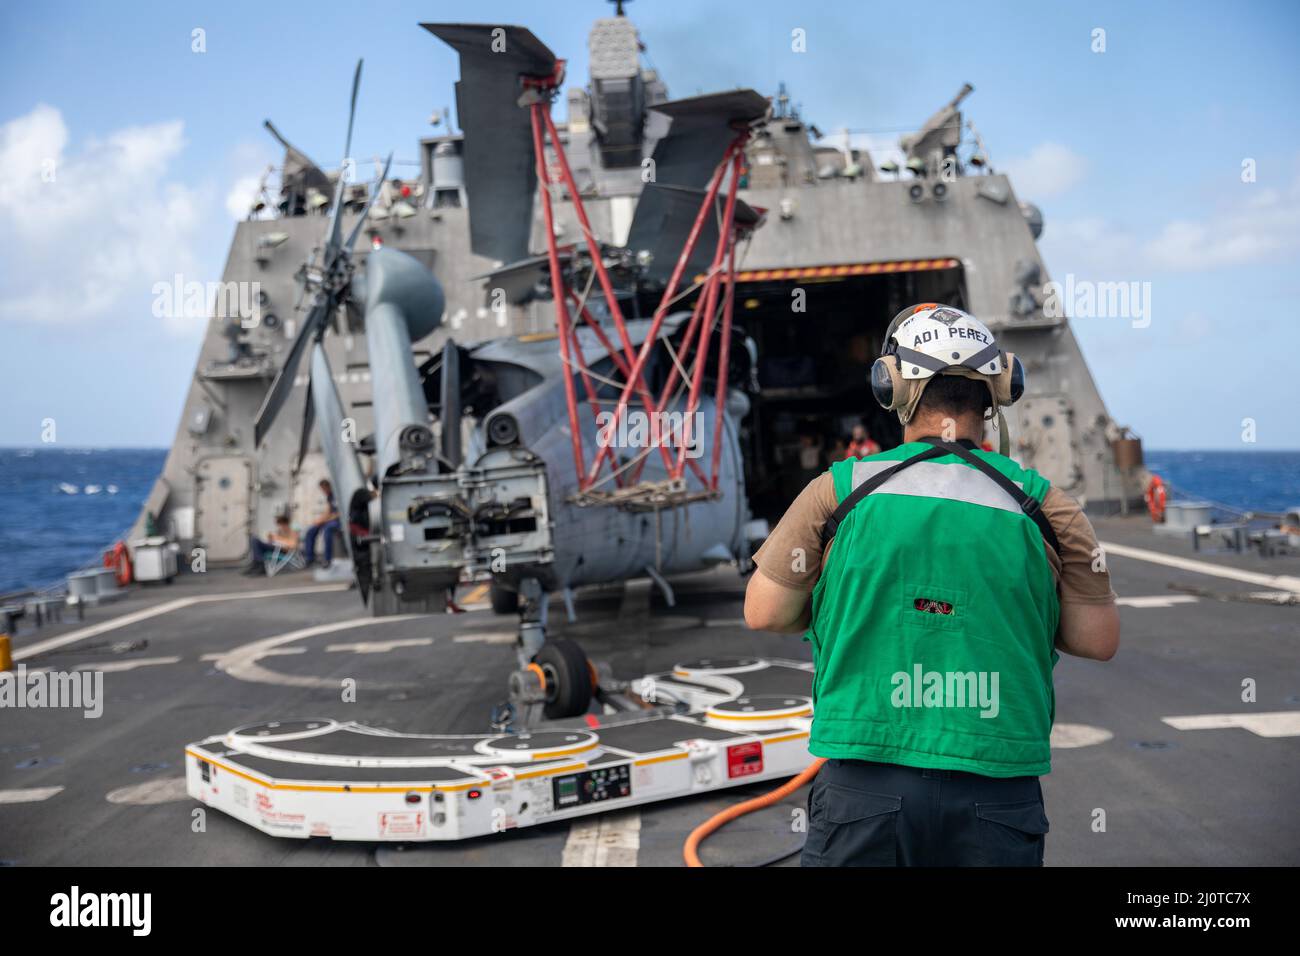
top-left (683, 758), bottom-right (826, 867)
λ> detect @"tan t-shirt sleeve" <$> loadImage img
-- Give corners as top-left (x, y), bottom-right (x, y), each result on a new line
top-left (752, 472), bottom-right (838, 591)
top-left (1041, 486), bottom-right (1117, 605)
top-left (752, 472), bottom-right (1116, 605)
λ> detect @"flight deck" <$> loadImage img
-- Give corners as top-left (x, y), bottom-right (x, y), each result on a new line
top-left (2, 514), bottom-right (1298, 866)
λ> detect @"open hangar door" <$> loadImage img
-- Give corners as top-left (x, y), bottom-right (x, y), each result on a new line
top-left (726, 259), bottom-right (967, 523)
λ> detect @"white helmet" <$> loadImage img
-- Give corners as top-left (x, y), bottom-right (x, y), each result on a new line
top-left (871, 304), bottom-right (1025, 447)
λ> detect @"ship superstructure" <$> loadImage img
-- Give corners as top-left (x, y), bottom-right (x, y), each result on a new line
top-left (130, 9), bottom-right (1141, 568)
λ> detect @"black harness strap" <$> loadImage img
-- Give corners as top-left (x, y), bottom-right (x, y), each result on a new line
top-left (820, 444), bottom-right (949, 546)
top-left (918, 437), bottom-right (1061, 555)
top-left (819, 439), bottom-right (1061, 556)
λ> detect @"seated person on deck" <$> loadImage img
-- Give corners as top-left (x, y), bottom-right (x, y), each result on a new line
top-left (303, 479), bottom-right (341, 568)
top-left (243, 515), bottom-right (301, 576)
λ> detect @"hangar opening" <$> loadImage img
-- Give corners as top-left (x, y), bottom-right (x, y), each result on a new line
top-left (721, 259), bottom-right (967, 523)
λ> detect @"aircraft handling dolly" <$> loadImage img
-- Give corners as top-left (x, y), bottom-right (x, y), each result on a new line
top-left (185, 657), bottom-right (813, 842)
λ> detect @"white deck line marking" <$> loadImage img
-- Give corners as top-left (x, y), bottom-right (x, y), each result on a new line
top-left (1050, 723), bottom-right (1114, 748)
top-left (1099, 541), bottom-right (1300, 594)
top-left (0, 786), bottom-right (65, 804)
top-left (324, 638), bottom-right (434, 654)
top-left (106, 778), bottom-right (190, 805)
top-left (1162, 711), bottom-right (1300, 738)
top-left (452, 631), bottom-right (516, 645)
top-left (1115, 595), bottom-right (1200, 609)
top-left (13, 584), bottom-right (350, 662)
top-left (215, 615), bottom-right (424, 688)
top-left (200, 648), bottom-right (305, 661)
top-left (561, 810), bottom-right (641, 866)
top-left (73, 656), bottom-right (182, 673)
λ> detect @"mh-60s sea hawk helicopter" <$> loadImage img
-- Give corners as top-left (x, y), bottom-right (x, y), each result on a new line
top-left (250, 24), bottom-right (774, 721)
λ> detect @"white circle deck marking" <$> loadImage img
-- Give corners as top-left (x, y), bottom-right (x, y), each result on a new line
top-left (1050, 723), bottom-right (1114, 748)
top-left (214, 615), bottom-right (425, 688)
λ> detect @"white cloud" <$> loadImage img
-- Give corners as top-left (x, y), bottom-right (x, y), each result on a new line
top-left (0, 104), bottom-right (206, 335)
top-left (1038, 216), bottom-right (1139, 277)
top-left (225, 173), bottom-right (264, 220)
top-left (1002, 142), bottom-right (1088, 200)
top-left (1042, 163), bottom-right (1300, 277)
top-left (224, 140), bottom-right (277, 221)
top-left (1143, 176), bottom-right (1300, 271)
top-left (1143, 219), bottom-right (1264, 271)
top-left (0, 104), bottom-right (67, 206)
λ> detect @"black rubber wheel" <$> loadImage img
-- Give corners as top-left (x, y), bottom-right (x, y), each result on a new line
top-left (533, 638), bottom-right (594, 719)
top-left (489, 583), bottom-right (518, 615)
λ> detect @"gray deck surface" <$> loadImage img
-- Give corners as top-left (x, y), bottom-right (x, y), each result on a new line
top-left (2, 514), bottom-right (1297, 866)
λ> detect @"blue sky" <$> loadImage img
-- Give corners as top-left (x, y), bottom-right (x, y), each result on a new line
top-left (1, 0), bottom-right (1297, 449)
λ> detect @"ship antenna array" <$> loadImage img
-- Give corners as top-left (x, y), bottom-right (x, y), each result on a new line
top-left (965, 118), bottom-right (993, 172)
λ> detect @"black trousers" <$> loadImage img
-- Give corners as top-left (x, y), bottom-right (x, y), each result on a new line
top-left (801, 758), bottom-right (1048, 867)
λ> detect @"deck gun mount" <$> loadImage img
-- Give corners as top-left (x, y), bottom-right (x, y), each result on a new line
top-left (901, 82), bottom-right (974, 179)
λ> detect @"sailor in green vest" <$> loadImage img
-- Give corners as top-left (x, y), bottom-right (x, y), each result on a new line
top-left (746, 303), bottom-right (1120, 866)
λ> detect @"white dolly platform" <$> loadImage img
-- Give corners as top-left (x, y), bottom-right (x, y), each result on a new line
top-left (185, 658), bottom-right (814, 842)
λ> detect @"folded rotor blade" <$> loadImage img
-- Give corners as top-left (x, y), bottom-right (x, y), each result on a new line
top-left (471, 248), bottom-right (574, 305)
top-left (625, 89), bottom-right (769, 257)
top-left (308, 341), bottom-right (369, 565)
top-left (625, 183), bottom-right (762, 283)
top-left (253, 299), bottom-right (328, 447)
top-left (645, 89), bottom-right (769, 189)
top-left (344, 151), bottom-right (393, 254)
top-left (439, 339), bottom-right (462, 469)
top-left (293, 378), bottom-right (316, 476)
top-left (325, 59), bottom-right (365, 259)
top-left (423, 23), bottom-right (557, 264)
top-left (343, 60), bottom-right (362, 169)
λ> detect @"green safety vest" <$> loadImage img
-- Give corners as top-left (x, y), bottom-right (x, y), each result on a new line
top-left (807, 441), bottom-right (1060, 777)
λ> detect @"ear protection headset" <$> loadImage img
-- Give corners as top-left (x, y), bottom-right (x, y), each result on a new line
top-left (870, 304), bottom-right (1025, 452)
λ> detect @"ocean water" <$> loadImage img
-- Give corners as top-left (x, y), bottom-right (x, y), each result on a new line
top-left (1144, 449), bottom-right (1300, 516)
top-left (0, 447), bottom-right (167, 595)
top-left (0, 446), bottom-right (1296, 596)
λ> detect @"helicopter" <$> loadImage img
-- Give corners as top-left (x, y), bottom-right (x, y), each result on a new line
top-left (250, 23), bottom-right (773, 721)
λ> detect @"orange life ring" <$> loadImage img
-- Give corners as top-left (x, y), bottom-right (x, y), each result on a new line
top-left (1144, 475), bottom-right (1167, 524)
top-left (104, 541), bottom-right (133, 586)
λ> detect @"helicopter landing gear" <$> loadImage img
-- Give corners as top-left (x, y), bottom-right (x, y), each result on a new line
top-left (489, 582), bottom-right (519, 615)
top-left (533, 638), bottom-right (595, 719)
top-left (498, 637), bottom-right (596, 729)
top-left (496, 578), bottom-right (596, 729)
top-left (514, 577), bottom-right (547, 668)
